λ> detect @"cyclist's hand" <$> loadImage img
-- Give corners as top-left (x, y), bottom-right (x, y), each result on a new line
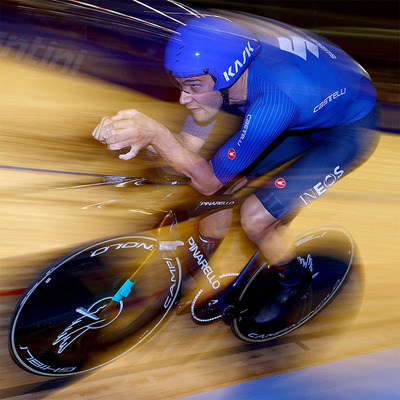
top-left (92, 116), bottom-right (114, 143)
top-left (103, 109), bottom-right (168, 160)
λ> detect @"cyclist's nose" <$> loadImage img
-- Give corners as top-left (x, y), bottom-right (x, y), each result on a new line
top-left (179, 90), bottom-right (193, 106)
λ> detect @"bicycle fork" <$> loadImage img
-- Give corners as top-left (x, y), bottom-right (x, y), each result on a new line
top-left (100, 236), bottom-right (186, 316)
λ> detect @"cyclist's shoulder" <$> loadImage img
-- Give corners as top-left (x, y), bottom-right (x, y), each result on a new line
top-left (249, 17), bottom-right (356, 81)
top-left (247, 43), bottom-right (311, 99)
top-left (245, 64), bottom-right (300, 114)
top-left (251, 16), bottom-right (339, 55)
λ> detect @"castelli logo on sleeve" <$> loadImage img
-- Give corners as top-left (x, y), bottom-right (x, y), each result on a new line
top-left (228, 148), bottom-right (236, 160)
top-left (275, 178), bottom-right (286, 188)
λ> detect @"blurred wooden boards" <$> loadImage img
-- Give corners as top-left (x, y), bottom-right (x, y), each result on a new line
top-left (0, 58), bottom-right (399, 399)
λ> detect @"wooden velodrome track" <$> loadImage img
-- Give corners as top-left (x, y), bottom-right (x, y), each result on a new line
top-left (0, 57), bottom-right (399, 399)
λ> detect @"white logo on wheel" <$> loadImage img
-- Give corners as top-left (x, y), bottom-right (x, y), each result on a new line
top-left (52, 297), bottom-right (123, 354)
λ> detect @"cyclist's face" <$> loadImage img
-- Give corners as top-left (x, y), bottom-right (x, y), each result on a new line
top-left (174, 75), bottom-right (223, 123)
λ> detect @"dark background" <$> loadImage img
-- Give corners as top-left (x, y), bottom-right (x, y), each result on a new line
top-left (1, 0), bottom-right (399, 130)
top-left (184, 0), bottom-right (399, 101)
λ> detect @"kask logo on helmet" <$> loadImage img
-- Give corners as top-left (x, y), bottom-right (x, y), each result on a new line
top-left (223, 41), bottom-right (256, 83)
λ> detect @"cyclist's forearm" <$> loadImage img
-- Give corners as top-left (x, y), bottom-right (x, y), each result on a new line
top-left (152, 129), bottom-right (223, 195)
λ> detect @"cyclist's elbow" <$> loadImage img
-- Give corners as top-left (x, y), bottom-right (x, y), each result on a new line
top-left (197, 187), bottom-right (217, 196)
top-left (192, 177), bottom-right (222, 196)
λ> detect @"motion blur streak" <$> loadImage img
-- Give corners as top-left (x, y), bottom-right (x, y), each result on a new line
top-left (0, 1), bottom-right (398, 399)
top-left (58, 0), bottom-right (181, 34)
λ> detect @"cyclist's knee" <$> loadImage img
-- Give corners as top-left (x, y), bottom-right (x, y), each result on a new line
top-left (240, 195), bottom-right (278, 241)
top-left (199, 209), bottom-right (233, 238)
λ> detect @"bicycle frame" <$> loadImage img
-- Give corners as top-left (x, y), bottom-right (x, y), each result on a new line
top-left (110, 169), bottom-right (267, 320)
top-left (8, 167), bottom-right (357, 377)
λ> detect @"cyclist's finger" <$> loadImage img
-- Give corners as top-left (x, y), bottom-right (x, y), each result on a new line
top-left (102, 122), bottom-right (132, 140)
top-left (111, 109), bottom-right (138, 121)
top-left (105, 119), bottom-right (131, 133)
top-left (92, 122), bottom-right (103, 141)
top-left (97, 117), bottom-right (111, 137)
top-left (119, 147), bottom-right (138, 160)
top-left (107, 139), bottom-right (132, 151)
top-left (93, 117), bottom-right (111, 142)
top-left (101, 119), bottom-right (116, 136)
top-left (104, 131), bottom-right (120, 144)
top-left (104, 129), bottom-right (136, 144)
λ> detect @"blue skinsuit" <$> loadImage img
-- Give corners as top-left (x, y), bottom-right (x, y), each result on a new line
top-left (182, 21), bottom-right (380, 219)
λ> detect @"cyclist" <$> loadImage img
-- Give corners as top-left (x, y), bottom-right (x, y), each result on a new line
top-left (93, 15), bottom-right (380, 315)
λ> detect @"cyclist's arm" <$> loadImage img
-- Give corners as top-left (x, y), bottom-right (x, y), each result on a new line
top-left (151, 129), bottom-right (223, 195)
top-left (211, 87), bottom-right (300, 185)
top-left (145, 131), bottom-right (204, 155)
top-left (99, 109), bottom-right (222, 195)
top-left (175, 131), bottom-right (206, 154)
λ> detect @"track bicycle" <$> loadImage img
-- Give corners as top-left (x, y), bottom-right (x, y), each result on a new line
top-left (8, 168), bottom-right (356, 377)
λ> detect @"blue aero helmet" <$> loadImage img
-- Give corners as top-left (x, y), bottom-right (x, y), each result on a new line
top-left (164, 16), bottom-right (261, 91)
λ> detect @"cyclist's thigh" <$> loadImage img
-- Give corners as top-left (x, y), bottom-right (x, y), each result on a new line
top-left (254, 103), bottom-right (381, 220)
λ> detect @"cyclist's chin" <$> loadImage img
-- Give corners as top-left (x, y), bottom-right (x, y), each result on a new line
top-left (191, 108), bottom-right (219, 123)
